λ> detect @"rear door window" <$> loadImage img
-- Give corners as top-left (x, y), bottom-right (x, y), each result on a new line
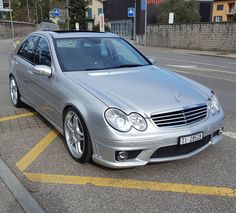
top-left (18, 36), bottom-right (38, 63)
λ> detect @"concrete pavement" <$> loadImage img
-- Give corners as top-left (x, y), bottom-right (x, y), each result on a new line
top-left (0, 178), bottom-right (24, 213)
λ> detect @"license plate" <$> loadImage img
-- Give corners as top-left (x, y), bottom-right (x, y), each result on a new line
top-left (179, 132), bottom-right (203, 145)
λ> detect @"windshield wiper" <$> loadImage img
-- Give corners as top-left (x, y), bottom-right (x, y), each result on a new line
top-left (84, 64), bottom-right (146, 71)
top-left (84, 68), bottom-right (106, 71)
top-left (116, 64), bottom-right (144, 68)
top-left (106, 64), bottom-right (146, 69)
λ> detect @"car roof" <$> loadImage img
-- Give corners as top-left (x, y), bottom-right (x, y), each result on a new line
top-left (34, 30), bottom-right (120, 39)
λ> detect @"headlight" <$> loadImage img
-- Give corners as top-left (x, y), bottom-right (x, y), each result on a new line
top-left (207, 92), bottom-right (220, 115)
top-left (105, 108), bottom-right (131, 132)
top-left (105, 108), bottom-right (147, 132)
top-left (129, 113), bottom-right (147, 131)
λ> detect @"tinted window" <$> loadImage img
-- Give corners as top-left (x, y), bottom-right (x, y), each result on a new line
top-left (34, 38), bottom-right (51, 66)
top-left (18, 36), bottom-right (38, 63)
top-left (55, 37), bottom-right (150, 72)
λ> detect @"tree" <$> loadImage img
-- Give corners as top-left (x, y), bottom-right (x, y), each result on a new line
top-left (41, 0), bottom-right (50, 22)
top-left (68, 0), bottom-right (88, 30)
top-left (158, 0), bottom-right (200, 23)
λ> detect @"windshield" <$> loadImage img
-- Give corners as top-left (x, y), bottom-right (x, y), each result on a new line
top-left (54, 37), bottom-right (150, 71)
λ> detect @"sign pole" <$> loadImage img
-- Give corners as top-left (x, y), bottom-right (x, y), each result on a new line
top-left (8, 0), bottom-right (14, 38)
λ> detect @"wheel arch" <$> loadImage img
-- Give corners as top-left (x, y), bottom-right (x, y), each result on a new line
top-left (62, 104), bottom-right (90, 133)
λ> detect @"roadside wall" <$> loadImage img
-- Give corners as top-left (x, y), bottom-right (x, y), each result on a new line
top-left (139, 22), bottom-right (236, 52)
top-left (0, 21), bottom-right (36, 39)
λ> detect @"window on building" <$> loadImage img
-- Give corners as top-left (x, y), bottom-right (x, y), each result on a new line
top-left (87, 8), bottom-right (92, 19)
top-left (217, 4), bottom-right (224, 10)
top-left (228, 3), bottom-right (235, 13)
top-left (214, 16), bottom-right (223, 22)
top-left (98, 8), bottom-right (103, 15)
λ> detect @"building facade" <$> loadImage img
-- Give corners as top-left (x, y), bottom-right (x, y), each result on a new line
top-left (104, 0), bottom-right (160, 38)
top-left (104, 0), bottom-right (215, 39)
top-left (212, 0), bottom-right (236, 22)
top-left (87, 0), bottom-right (105, 30)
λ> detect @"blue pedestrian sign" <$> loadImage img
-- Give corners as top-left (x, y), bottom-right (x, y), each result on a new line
top-left (53, 8), bottom-right (60, 17)
top-left (128, 7), bottom-right (135, 18)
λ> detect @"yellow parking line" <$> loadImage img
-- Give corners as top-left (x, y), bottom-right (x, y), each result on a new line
top-left (0, 112), bottom-right (37, 122)
top-left (16, 130), bottom-right (58, 172)
top-left (24, 173), bottom-right (236, 198)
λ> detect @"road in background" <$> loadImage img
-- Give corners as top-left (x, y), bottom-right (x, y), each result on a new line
top-left (0, 39), bottom-right (236, 213)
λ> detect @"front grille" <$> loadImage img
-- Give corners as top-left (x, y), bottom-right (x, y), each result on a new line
top-left (151, 135), bottom-right (211, 159)
top-left (151, 104), bottom-right (207, 127)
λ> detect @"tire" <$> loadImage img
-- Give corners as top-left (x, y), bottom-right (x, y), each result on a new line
top-left (63, 107), bottom-right (92, 163)
top-left (9, 75), bottom-right (24, 108)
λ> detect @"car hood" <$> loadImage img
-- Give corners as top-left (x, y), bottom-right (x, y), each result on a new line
top-left (65, 65), bottom-right (210, 117)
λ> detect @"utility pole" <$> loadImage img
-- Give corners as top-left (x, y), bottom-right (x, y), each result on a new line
top-left (26, 0), bottom-right (30, 22)
top-left (8, 0), bottom-right (14, 38)
top-left (134, 0), bottom-right (136, 43)
top-left (66, 0), bottom-right (70, 30)
top-left (35, 2), bottom-right (38, 24)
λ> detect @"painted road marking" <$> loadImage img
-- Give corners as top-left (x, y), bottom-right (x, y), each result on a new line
top-left (168, 64), bottom-right (236, 75)
top-left (16, 130), bottom-right (58, 172)
top-left (13, 116), bottom-right (236, 198)
top-left (0, 112), bottom-right (37, 122)
top-left (169, 68), bottom-right (236, 83)
top-left (155, 56), bottom-right (236, 70)
top-left (24, 172), bottom-right (236, 198)
top-left (223, 132), bottom-right (236, 140)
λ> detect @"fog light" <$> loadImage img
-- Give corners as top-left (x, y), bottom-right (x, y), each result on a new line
top-left (218, 127), bottom-right (224, 135)
top-left (117, 151), bottom-right (128, 161)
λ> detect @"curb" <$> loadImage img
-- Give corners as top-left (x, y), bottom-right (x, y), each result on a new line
top-left (0, 159), bottom-right (45, 213)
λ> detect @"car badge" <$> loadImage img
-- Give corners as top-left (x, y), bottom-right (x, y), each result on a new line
top-left (174, 92), bottom-right (181, 103)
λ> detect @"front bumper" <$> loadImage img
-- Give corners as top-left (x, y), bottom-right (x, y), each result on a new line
top-left (92, 115), bottom-right (225, 169)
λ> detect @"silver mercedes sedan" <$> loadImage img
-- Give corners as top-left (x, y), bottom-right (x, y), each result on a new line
top-left (9, 31), bottom-right (224, 168)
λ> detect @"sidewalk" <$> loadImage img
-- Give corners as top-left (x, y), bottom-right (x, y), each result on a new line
top-left (124, 39), bottom-right (236, 60)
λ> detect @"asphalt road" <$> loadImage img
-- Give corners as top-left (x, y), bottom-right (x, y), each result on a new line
top-left (0, 39), bottom-right (236, 213)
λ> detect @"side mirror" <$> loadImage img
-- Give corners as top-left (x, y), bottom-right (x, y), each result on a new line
top-left (148, 58), bottom-right (156, 64)
top-left (33, 65), bottom-right (52, 77)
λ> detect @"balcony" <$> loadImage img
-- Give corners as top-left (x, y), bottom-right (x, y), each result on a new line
top-left (227, 9), bottom-right (236, 15)
top-left (227, 4), bottom-right (236, 15)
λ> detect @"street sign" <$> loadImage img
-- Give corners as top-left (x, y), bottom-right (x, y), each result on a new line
top-left (169, 12), bottom-right (174, 24)
top-left (53, 8), bottom-right (60, 17)
top-left (128, 7), bottom-right (135, 18)
top-left (75, 22), bottom-right (79, 31)
top-left (141, 0), bottom-right (146, 11)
